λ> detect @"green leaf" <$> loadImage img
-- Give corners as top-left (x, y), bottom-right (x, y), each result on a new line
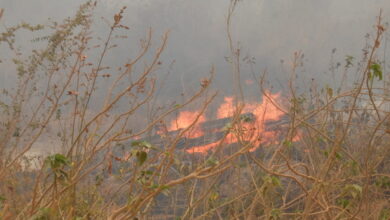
top-left (283, 140), bottom-right (293, 148)
top-left (344, 184), bottom-right (362, 199)
top-left (345, 55), bottom-right (354, 68)
top-left (160, 185), bottom-right (170, 196)
top-left (240, 114), bottom-right (254, 122)
top-left (327, 87), bottom-right (333, 98)
top-left (131, 140), bottom-right (153, 149)
top-left (271, 176), bottom-right (281, 187)
top-left (369, 62), bottom-right (383, 81)
top-left (54, 154), bottom-right (70, 164)
top-left (335, 152), bottom-right (343, 160)
top-left (209, 191), bottom-right (219, 201)
top-left (337, 198), bottom-right (350, 208)
top-left (57, 169), bottom-right (69, 179)
top-left (149, 184), bottom-right (159, 189)
top-left (322, 150), bottom-right (329, 158)
top-left (270, 208), bottom-right (281, 219)
top-left (375, 176), bottom-right (390, 188)
top-left (136, 151), bottom-right (147, 165)
top-left (56, 108), bottom-right (61, 120)
top-left (44, 153), bottom-right (70, 169)
top-left (222, 122), bottom-right (232, 132)
top-left (206, 156), bottom-right (219, 167)
top-left (142, 170), bottom-right (153, 176)
top-left (31, 207), bottom-right (53, 220)
top-left (348, 160), bottom-right (359, 175)
top-left (379, 208), bottom-right (390, 220)
top-left (263, 175), bottom-right (281, 188)
top-left (351, 184), bottom-right (362, 195)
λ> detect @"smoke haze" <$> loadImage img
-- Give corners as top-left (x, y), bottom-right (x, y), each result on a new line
top-left (1, 0), bottom-right (390, 100)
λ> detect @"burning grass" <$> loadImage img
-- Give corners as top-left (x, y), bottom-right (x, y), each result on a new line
top-left (0, 1), bottom-right (389, 219)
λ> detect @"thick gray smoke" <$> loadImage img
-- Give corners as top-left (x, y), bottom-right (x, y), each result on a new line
top-left (1, 0), bottom-right (390, 99)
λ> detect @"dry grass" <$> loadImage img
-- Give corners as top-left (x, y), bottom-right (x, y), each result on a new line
top-left (0, 1), bottom-right (389, 219)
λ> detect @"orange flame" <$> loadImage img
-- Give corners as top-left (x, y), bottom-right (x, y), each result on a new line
top-left (188, 92), bottom-right (286, 153)
top-left (169, 110), bottom-right (206, 138)
top-left (186, 142), bottom-right (219, 154)
top-left (167, 92), bottom-right (298, 154)
top-left (217, 96), bottom-right (235, 119)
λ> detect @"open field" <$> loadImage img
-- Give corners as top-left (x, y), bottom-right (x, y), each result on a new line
top-left (0, 1), bottom-right (389, 219)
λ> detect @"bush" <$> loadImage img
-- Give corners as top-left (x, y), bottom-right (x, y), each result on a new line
top-left (0, 1), bottom-right (388, 219)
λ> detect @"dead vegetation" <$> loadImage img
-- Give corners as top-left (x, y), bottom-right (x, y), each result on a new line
top-left (0, 1), bottom-right (389, 219)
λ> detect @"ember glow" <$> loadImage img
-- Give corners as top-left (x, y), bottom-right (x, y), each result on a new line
top-left (168, 92), bottom-right (296, 154)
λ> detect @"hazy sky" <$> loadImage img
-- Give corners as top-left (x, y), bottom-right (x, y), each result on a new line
top-left (1, 0), bottom-right (390, 100)
top-left (1, 0), bottom-right (390, 155)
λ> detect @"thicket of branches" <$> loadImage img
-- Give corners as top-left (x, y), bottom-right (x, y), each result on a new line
top-left (0, 1), bottom-right (389, 219)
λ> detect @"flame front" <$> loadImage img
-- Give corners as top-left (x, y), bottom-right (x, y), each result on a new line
top-left (169, 111), bottom-right (206, 138)
top-left (167, 92), bottom-right (296, 154)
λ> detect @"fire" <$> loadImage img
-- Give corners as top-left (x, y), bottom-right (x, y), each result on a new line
top-left (215, 92), bottom-right (285, 152)
top-left (168, 110), bottom-right (206, 138)
top-left (185, 132), bottom-right (237, 154)
top-left (167, 92), bottom-right (297, 154)
top-left (217, 96), bottom-right (235, 119)
top-left (186, 142), bottom-right (219, 154)
top-left (216, 93), bottom-right (284, 120)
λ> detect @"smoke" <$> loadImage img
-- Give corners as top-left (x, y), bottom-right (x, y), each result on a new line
top-left (1, 0), bottom-right (390, 99)
top-left (1, 0), bottom-right (389, 157)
